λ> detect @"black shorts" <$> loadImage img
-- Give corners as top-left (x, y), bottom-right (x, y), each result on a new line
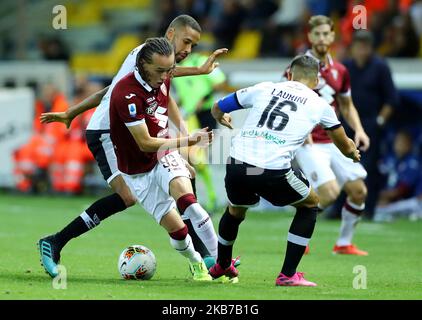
top-left (225, 157), bottom-right (311, 207)
top-left (86, 130), bottom-right (119, 184)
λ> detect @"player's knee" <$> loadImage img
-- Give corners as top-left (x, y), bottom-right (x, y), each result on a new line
top-left (319, 188), bottom-right (340, 207)
top-left (309, 192), bottom-right (320, 207)
top-left (301, 190), bottom-right (320, 208)
top-left (228, 206), bottom-right (247, 219)
top-left (169, 177), bottom-right (193, 200)
top-left (119, 191), bottom-right (136, 207)
top-left (176, 193), bottom-right (198, 215)
top-left (110, 175), bottom-right (136, 207)
top-left (349, 185), bottom-right (367, 205)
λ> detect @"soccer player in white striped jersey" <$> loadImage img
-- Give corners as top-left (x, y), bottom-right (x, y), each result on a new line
top-left (209, 55), bottom-right (361, 286)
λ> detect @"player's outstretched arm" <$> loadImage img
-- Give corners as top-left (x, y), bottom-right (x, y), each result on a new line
top-left (40, 85), bottom-right (109, 129)
top-left (337, 95), bottom-right (370, 151)
top-left (211, 102), bottom-right (233, 129)
top-left (173, 48), bottom-right (229, 77)
top-left (127, 123), bottom-right (213, 153)
top-left (326, 125), bottom-right (361, 162)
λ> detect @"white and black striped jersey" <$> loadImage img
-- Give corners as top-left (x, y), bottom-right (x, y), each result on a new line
top-left (228, 80), bottom-right (341, 169)
top-left (87, 44), bottom-right (145, 131)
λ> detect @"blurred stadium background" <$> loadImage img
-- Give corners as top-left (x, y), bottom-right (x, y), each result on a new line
top-left (0, 0), bottom-right (421, 213)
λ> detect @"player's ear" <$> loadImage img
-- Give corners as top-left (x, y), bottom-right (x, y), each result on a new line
top-left (307, 31), bottom-right (312, 44)
top-left (166, 28), bottom-right (175, 41)
top-left (287, 71), bottom-right (292, 81)
top-left (313, 76), bottom-right (319, 89)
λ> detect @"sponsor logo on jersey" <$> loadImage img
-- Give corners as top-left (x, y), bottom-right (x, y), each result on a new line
top-left (125, 93), bottom-right (136, 99)
top-left (240, 129), bottom-right (286, 145)
top-left (128, 103), bottom-right (137, 117)
top-left (146, 97), bottom-right (155, 103)
top-left (146, 102), bottom-right (158, 115)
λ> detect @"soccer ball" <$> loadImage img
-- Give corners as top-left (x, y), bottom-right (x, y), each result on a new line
top-left (117, 245), bottom-right (156, 280)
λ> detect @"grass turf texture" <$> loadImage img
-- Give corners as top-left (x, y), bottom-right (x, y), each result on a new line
top-left (0, 193), bottom-right (421, 300)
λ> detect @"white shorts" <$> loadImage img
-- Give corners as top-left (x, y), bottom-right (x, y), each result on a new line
top-left (121, 151), bottom-right (191, 224)
top-left (295, 143), bottom-right (367, 189)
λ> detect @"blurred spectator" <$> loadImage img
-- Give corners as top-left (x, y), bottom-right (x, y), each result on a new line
top-left (342, 30), bottom-right (399, 218)
top-left (373, 130), bottom-right (422, 221)
top-left (177, 0), bottom-right (213, 27)
top-left (377, 0), bottom-right (420, 58)
top-left (340, 0), bottom-right (394, 49)
top-left (13, 83), bottom-right (68, 193)
top-left (306, 0), bottom-right (333, 16)
top-left (409, 0), bottom-right (422, 37)
top-left (38, 36), bottom-right (70, 61)
top-left (211, 0), bottom-right (246, 49)
top-left (2, 0), bottom-right (421, 61)
top-left (260, 0), bottom-right (307, 56)
top-left (270, 0), bottom-right (307, 26)
top-left (152, 0), bottom-right (181, 36)
top-left (242, 0), bottom-right (278, 30)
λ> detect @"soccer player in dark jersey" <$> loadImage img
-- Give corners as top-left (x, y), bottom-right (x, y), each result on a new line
top-left (294, 15), bottom-right (370, 255)
top-left (38, 15), bottom-right (226, 278)
top-left (108, 37), bottom-right (214, 280)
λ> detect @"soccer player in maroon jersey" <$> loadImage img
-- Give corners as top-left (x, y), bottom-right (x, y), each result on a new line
top-left (109, 37), bottom-right (215, 280)
top-left (294, 15), bottom-right (370, 255)
top-left (38, 15), bottom-right (227, 278)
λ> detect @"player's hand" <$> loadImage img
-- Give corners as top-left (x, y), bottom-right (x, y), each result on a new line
top-left (198, 48), bottom-right (229, 74)
top-left (354, 130), bottom-right (370, 152)
top-left (189, 127), bottom-right (214, 147)
top-left (218, 113), bottom-right (233, 129)
top-left (40, 111), bottom-right (72, 129)
top-left (348, 148), bottom-right (361, 162)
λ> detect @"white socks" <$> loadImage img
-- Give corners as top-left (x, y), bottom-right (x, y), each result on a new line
top-left (184, 203), bottom-right (218, 258)
top-left (170, 234), bottom-right (202, 263)
top-left (336, 200), bottom-right (364, 246)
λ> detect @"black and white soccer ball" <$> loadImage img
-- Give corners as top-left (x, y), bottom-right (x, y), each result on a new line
top-left (117, 245), bottom-right (156, 280)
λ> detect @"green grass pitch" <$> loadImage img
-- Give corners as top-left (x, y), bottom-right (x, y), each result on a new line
top-left (0, 193), bottom-right (421, 300)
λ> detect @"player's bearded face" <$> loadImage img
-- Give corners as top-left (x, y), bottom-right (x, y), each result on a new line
top-left (170, 26), bottom-right (200, 63)
top-left (308, 24), bottom-right (335, 55)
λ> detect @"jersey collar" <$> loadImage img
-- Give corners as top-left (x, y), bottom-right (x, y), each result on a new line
top-left (305, 49), bottom-right (333, 68)
top-left (134, 69), bottom-right (153, 92)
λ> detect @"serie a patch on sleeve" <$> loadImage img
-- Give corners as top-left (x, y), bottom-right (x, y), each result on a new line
top-left (128, 103), bottom-right (137, 117)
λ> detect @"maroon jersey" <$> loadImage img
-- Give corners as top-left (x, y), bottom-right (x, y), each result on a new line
top-left (110, 70), bottom-right (171, 174)
top-left (305, 50), bottom-right (351, 143)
